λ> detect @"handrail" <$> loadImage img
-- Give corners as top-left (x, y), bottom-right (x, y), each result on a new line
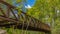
top-left (0, 0), bottom-right (51, 33)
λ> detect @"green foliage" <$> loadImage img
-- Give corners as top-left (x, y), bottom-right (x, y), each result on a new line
top-left (16, 0), bottom-right (22, 3)
top-left (26, 0), bottom-right (60, 34)
top-left (1, 0), bottom-right (60, 34)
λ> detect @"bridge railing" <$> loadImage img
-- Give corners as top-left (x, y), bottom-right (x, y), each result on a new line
top-left (0, 0), bottom-right (51, 33)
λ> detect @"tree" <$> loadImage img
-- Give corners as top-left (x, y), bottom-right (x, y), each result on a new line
top-left (1, 0), bottom-right (60, 34)
top-left (27, 0), bottom-right (60, 34)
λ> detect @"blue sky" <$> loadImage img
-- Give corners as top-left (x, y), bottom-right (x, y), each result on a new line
top-left (26, 0), bottom-right (36, 6)
top-left (13, 0), bottom-right (36, 8)
top-left (13, 0), bottom-right (36, 13)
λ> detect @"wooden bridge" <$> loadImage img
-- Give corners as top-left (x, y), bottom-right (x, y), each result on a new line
top-left (0, 0), bottom-right (51, 34)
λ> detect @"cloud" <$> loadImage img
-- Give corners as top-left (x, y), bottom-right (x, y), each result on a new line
top-left (25, 5), bottom-right (32, 8)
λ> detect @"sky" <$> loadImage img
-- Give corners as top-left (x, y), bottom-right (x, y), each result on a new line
top-left (25, 0), bottom-right (36, 8)
top-left (13, 0), bottom-right (36, 13)
top-left (26, 0), bottom-right (36, 7)
top-left (13, 0), bottom-right (36, 8)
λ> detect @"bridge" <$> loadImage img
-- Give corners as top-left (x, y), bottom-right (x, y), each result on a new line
top-left (0, 0), bottom-right (51, 34)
